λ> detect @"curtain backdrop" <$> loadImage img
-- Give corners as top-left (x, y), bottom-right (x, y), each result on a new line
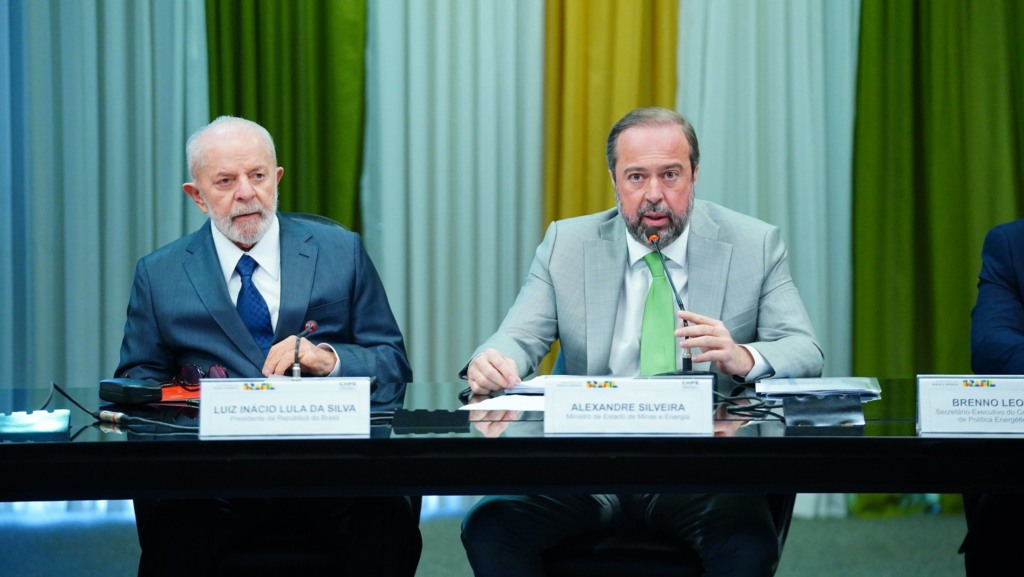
top-left (544, 0), bottom-right (678, 223)
top-left (1, 0), bottom-right (19, 391)
top-left (677, 0), bottom-right (861, 378)
top-left (362, 0), bottom-right (545, 391)
top-left (850, 0), bottom-right (1024, 519)
top-left (852, 0), bottom-right (1024, 379)
top-left (1, 0), bottom-right (209, 394)
top-left (205, 0), bottom-right (366, 229)
top-left (537, 0), bottom-right (677, 373)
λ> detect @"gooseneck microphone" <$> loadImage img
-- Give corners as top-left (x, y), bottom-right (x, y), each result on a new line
top-left (644, 227), bottom-right (693, 372)
top-left (292, 320), bottom-right (319, 379)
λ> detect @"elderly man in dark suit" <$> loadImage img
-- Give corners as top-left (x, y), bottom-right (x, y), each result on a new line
top-left (116, 116), bottom-right (420, 577)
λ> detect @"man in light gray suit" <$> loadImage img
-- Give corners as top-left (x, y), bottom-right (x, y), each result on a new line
top-left (460, 107), bottom-right (823, 577)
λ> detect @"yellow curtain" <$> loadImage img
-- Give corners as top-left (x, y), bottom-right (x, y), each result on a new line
top-left (543, 0), bottom-right (678, 223)
top-left (540, 0), bottom-right (678, 372)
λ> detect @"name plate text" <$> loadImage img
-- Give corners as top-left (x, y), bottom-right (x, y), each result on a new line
top-left (544, 376), bottom-right (714, 435)
top-left (918, 375), bottom-right (1024, 435)
top-left (199, 377), bottom-right (371, 439)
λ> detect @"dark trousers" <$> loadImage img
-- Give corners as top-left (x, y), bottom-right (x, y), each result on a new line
top-left (960, 493), bottom-right (1024, 576)
top-left (461, 493), bottom-right (778, 577)
top-left (134, 496), bottom-right (422, 577)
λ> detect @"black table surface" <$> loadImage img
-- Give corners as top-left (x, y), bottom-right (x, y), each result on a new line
top-left (1, 380), bottom-right (1019, 501)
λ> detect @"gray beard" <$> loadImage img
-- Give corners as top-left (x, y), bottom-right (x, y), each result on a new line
top-left (618, 192), bottom-right (693, 249)
top-left (209, 194), bottom-right (279, 247)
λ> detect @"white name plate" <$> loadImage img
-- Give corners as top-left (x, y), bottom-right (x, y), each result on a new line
top-left (918, 375), bottom-right (1024, 435)
top-left (199, 377), bottom-right (371, 439)
top-left (544, 376), bottom-right (714, 436)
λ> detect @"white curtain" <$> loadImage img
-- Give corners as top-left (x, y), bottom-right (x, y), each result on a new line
top-left (363, 0), bottom-right (546, 398)
top-left (1, 0), bottom-right (209, 395)
top-left (677, 0), bottom-right (861, 377)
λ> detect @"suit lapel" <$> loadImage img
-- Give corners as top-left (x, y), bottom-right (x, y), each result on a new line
top-left (686, 202), bottom-right (732, 320)
top-left (584, 215), bottom-right (627, 374)
top-left (276, 216), bottom-right (317, 341)
top-left (183, 223), bottom-right (267, 368)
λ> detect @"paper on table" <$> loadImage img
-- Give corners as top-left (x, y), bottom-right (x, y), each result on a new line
top-left (504, 374), bottom-right (695, 396)
top-left (755, 377), bottom-right (881, 401)
top-left (503, 375), bottom-right (556, 395)
top-left (458, 394), bottom-right (546, 412)
top-left (505, 374), bottom-right (606, 394)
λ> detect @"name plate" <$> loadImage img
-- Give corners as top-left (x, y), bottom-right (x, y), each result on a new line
top-left (544, 376), bottom-right (714, 435)
top-left (918, 375), bottom-right (1024, 435)
top-left (199, 377), bottom-right (371, 439)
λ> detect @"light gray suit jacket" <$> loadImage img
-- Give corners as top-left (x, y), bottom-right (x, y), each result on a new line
top-left (466, 200), bottom-right (823, 390)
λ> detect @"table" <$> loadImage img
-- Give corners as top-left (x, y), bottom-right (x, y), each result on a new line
top-left (2, 380), bottom-right (1021, 502)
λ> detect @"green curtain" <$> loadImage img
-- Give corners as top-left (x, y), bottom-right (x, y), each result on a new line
top-left (852, 0), bottom-right (1024, 517)
top-left (205, 0), bottom-right (366, 230)
top-left (853, 0), bottom-right (1024, 380)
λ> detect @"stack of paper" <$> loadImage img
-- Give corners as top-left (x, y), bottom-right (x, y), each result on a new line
top-left (505, 376), bottom-right (552, 395)
top-left (755, 377), bottom-right (881, 402)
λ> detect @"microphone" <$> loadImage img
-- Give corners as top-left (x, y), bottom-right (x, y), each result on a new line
top-left (644, 227), bottom-right (693, 372)
top-left (292, 320), bottom-right (319, 379)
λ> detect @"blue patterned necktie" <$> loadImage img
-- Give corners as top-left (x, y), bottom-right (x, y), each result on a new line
top-left (235, 255), bottom-right (274, 356)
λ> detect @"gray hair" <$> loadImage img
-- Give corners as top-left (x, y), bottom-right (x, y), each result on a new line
top-left (605, 107), bottom-right (699, 178)
top-left (185, 116), bottom-right (277, 181)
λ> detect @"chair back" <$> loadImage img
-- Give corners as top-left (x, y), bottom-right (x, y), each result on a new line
top-left (284, 212), bottom-right (347, 229)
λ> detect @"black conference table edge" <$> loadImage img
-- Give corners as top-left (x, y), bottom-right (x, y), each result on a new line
top-left (4, 433), bottom-right (1021, 502)
top-left (2, 381), bottom-right (1021, 501)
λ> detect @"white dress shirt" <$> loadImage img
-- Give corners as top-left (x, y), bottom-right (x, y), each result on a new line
top-left (210, 215), bottom-right (340, 375)
top-left (608, 226), bottom-right (768, 380)
top-left (211, 214), bottom-right (283, 328)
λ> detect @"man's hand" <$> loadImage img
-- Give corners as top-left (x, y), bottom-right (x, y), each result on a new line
top-left (676, 310), bottom-right (754, 377)
top-left (466, 348), bottom-right (520, 394)
top-left (262, 336), bottom-right (337, 377)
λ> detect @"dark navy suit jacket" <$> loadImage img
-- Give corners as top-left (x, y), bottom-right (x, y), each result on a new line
top-left (115, 214), bottom-right (412, 384)
top-left (971, 218), bottom-right (1024, 374)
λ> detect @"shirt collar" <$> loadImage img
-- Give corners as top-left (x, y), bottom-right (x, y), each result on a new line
top-left (625, 222), bottom-right (691, 268)
top-left (210, 213), bottom-right (281, 283)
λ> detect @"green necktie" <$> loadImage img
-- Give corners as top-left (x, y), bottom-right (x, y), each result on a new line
top-left (640, 252), bottom-right (676, 375)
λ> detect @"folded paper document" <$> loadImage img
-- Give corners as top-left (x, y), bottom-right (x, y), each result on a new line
top-left (755, 377), bottom-right (881, 402)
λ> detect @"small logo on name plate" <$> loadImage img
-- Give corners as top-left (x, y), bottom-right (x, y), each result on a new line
top-left (242, 381), bottom-right (277, 391)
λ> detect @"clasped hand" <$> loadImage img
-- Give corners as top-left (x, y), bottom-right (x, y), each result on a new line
top-left (262, 336), bottom-right (337, 377)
